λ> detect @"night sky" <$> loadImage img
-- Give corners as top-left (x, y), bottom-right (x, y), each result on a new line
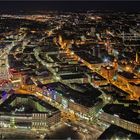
top-left (0, 1), bottom-right (140, 13)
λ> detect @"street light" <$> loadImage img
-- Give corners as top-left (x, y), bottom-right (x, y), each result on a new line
top-left (70, 52), bottom-right (74, 55)
top-left (125, 66), bottom-right (130, 71)
top-left (55, 76), bottom-right (60, 81)
top-left (103, 57), bottom-right (109, 63)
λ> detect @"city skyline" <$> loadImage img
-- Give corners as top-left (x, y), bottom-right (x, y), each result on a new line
top-left (0, 1), bottom-right (140, 139)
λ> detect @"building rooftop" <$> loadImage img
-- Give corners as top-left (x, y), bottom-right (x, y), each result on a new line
top-left (101, 65), bottom-right (114, 70)
top-left (129, 82), bottom-right (140, 87)
top-left (102, 104), bottom-right (140, 124)
top-left (88, 72), bottom-right (106, 80)
top-left (39, 82), bottom-right (102, 108)
top-left (60, 73), bottom-right (87, 80)
top-left (98, 125), bottom-right (140, 140)
top-left (100, 84), bottom-right (130, 100)
top-left (75, 51), bottom-right (102, 64)
top-left (118, 71), bottom-right (138, 80)
top-left (0, 94), bottom-right (59, 114)
top-left (48, 54), bottom-right (61, 63)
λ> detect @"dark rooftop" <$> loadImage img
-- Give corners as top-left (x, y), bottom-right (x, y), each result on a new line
top-left (60, 73), bottom-right (87, 80)
top-left (98, 125), bottom-right (140, 140)
top-left (88, 72), bottom-right (106, 81)
top-left (39, 82), bottom-right (102, 108)
top-left (129, 82), bottom-right (140, 86)
top-left (118, 71), bottom-right (138, 80)
top-left (75, 51), bottom-right (102, 64)
top-left (0, 94), bottom-right (59, 114)
top-left (102, 104), bottom-right (140, 124)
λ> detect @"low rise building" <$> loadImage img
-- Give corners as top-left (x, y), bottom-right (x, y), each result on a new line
top-left (0, 94), bottom-right (60, 129)
top-left (98, 104), bottom-right (140, 134)
top-left (39, 82), bottom-right (103, 120)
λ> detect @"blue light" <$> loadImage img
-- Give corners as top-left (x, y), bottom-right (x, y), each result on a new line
top-left (2, 91), bottom-right (7, 101)
top-left (103, 58), bottom-right (108, 63)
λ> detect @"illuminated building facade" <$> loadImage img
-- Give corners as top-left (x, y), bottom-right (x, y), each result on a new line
top-left (40, 82), bottom-right (103, 121)
top-left (0, 94), bottom-right (61, 129)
